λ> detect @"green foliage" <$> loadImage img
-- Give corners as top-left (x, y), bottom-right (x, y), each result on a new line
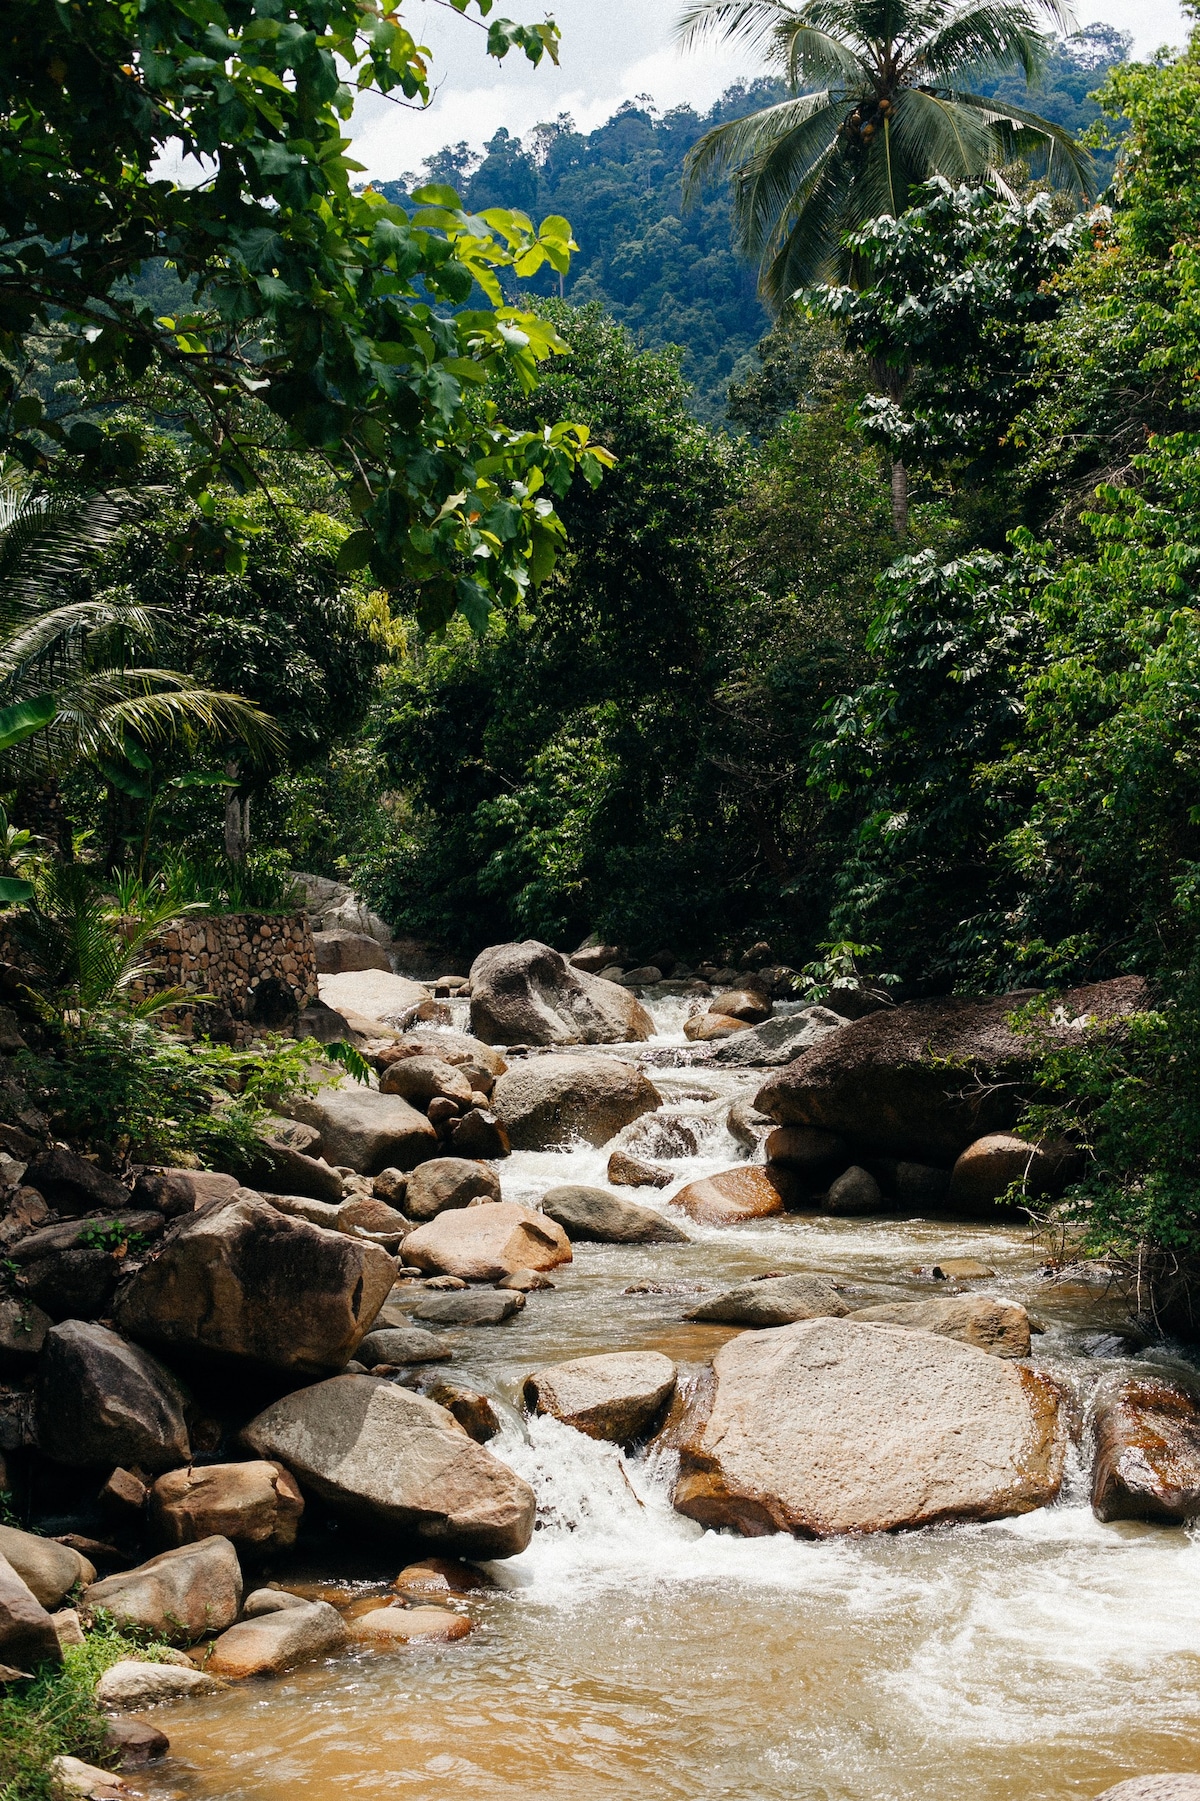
top-left (796, 938), bottom-right (899, 1004)
top-left (0, 0), bottom-right (616, 625)
top-left (0, 1618), bottom-right (177, 1801)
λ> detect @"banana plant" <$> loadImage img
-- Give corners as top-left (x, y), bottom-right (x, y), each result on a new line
top-left (98, 741), bottom-right (237, 880)
top-left (0, 692), bottom-right (56, 904)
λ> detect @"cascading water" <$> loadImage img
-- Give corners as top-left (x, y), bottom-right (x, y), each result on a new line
top-left (142, 993), bottom-right (1200, 1801)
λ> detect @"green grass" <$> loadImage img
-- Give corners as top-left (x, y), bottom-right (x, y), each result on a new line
top-left (0, 1616), bottom-right (175, 1801)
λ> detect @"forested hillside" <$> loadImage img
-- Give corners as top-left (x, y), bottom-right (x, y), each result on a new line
top-left (380, 24), bottom-right (1131, 420)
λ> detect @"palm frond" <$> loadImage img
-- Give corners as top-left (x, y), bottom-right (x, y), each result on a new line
top-left (904, 0), bottom-right (1049, 84)
top-left (888, 84), bottom-right (1001, 183)
top-left (684, 91), bottom-right (841, 204)
top-left (782, 23), bottom-right (874, 86)
top-left (0, 491), bottom-right (133, 631)
top-left (0, 598), bottom-right (163, 681)
top-left (761, 146), bottom-right (860, 294)
top-left (945, 87), bottom-right (1094, 191)
top-left (676, 0), bottom-right (796, 52)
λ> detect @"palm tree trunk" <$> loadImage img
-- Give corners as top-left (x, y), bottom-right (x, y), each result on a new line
top-left (891, 458), bottom-right (908, 540)
top-left (223, 761), bottom-right (250, 863)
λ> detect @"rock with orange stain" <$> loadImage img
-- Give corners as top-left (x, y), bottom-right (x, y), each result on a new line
top-left (671, 1166), bottom-right (794, 1226)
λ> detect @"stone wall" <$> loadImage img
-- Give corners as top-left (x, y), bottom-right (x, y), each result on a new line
top-left (128, 910), bottom-right (319, 1043)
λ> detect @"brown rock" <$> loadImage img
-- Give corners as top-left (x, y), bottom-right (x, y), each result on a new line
top-left (377, 1032), bottom-right (506, 1094)
top-left (427, 1384), bottom-right (500, 1442)
top-left (444, 1109), bottom-right (511, 1160)
top-left (394, 1556), bottom-right (491, 1597)
top-left (114, 1195), bottom-right (395, 1374)
top-left (1092, 1377), bottom-right (1200, 1523)
top-left (372, 1168), bottom-right (408, 1207)
top-left (288, 1086), bottom-right (438, 1175)
top-left (524, 1352), bottom-right (677, 1444)
top-left (255, 1139), bottom-right (344, 1205)
top-left (132, 1169), bottom-right (243, 1217)
top-left (317, 969), bottom-right (431, 1026)
top-left (763, 1127), bottom-right (848, 1175)
top-left (948, 1132), bottom-right (1082, 1211)
top-left (846, 1294), bottom-right (1031, 1357)
top-left (338, 1196), bottom-right (410, 1239)
top-left (206, 1599), bottom-right (347, 1678)
top-left (0, 1553), bottom-right (61, 1669)
top-left (672, 1166), bottom-right (794, 1226)
top-left (100, 1468), bottom-right (149, 1524)
top-left (607, 1149), bottom-right (672, 1188)
top-left (539, 1185), bottom-right (690, 1244)
top-left (825, 1165), bottom-right (883, 1216)
top-left (22, 1148), bottom-right (127, 1216)
top-left (403, 1158), bottom-right (502, 1222)
top-left (102, 1716), bottom-right (170, 1766)
top-left (0, 1525), bottom-right (94, 1607)
top-left (379, 1056), bottom-right (474, 1109)
top-left (36, 1322), bottom-right (191, 1472)
top-left (672, 1318), bottom-right (1064, 1537)
top-left (83, 1537), bottom-right (242, 1644)
top-left (94, 1659), bottom-right (224, 1709)
top-left (686, 1273), bottom-right (847, 1327)
top-left (0, 1296), bottom-right (51, 1370)
top-left (683, 1013), bottom-right (749, 1042)
top-left (313, 930), bottom-right (392, 975)
top-left (932, 1256), bottom-right (995, 1280)
top-left (149, 1462), bottom-right (304, 1552)
top-left (347, 1604), bottom-right (470, 1645)
top-left (469, 940), bottom-right (653, 1046)
top-left (491, 1055), bottom-right (660, 1151)
top-left (50, 1757), bottom-right (130, 1799)
top-left (712, 989), bottom-right (772, 1024)
top-left (403, 1201), bottom-right (572, 1281)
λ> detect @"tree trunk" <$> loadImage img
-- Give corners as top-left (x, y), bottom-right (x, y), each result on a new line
top-left (223, 762), bottom-right (250, 863)
top-left (891, 458), bottom-right (908, 540)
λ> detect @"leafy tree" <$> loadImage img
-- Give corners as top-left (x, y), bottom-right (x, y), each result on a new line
top-left (678, 0), bottom-right (1092, 306)
top-left (0, 0), bottom-right (610, 628)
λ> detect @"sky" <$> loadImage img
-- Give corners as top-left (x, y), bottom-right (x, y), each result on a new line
top-left (349, 0), bottom-right (1190, 183)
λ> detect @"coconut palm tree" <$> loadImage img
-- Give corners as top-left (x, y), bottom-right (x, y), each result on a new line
top-left (679, 0), bottom-right (1092, 302)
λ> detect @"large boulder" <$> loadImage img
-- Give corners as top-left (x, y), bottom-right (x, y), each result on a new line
top-left (206, 1600), bottom-right (347, 1679)
top-left (83, 1538), bottom-right (242, 1644)
top-left (492, 1055), bottom-right (661, 1151)
top-left (0, 1553), bottom-right (61, 1669)
top-left (115, 1196), bottom-right (395, 1375)
top-left (379, 1033), bottom-right (506, 1095)
top-left (243, 1374), bottom-right (536, 1558)
top-left (847, 1294), bottom-right (1031, 1358)
top-left (22, 1148), bottom-right (128, 1216)
top-left (712, 1007), bottom-right (844, 1068)
top-left (288, 1086), bottom-right (437, 1174)
top-left (378, 1056), bottom-right (474, 1109)
top-left (672, 1317), bottom-right (1065, 1536)
top-left (402, 1202), bottom-right (572, 1281)
top-left (948, 1132), bottom-right (1081, 1210)
top-left (754, 980), bottom-right (1149, 1164)
top-left (149, 1462), bottom-right (304, 1552)
top-left (35, 1322), bottom-right (191, 1472)
top-left (686, 1273), bottom-right (847, 1328)
top-left (403, 1158), bottom-right (501, 1222)
top-left (316, 970), bottom-right (430, 1026)
top-left (357, 1326), bottom-right (458, 1366)
top-left (1091, 1377), bottom-right (1200, 1523)
top-left (313, 930), bottom-right (391, 975)
top-left (0, 1525), bottom-right (94, 1607)
top-left (469, 941), bottom-right (653, 1046)
top-left (539, 1184), bottom-right (690, 1244)
top-left (671, 1166), bottom-right (795, 1226)
top-left (524, 1352), bottom-right (677, 1444)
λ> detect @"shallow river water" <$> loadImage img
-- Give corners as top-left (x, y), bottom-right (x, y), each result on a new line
top-left (143, 1002), bottom-right (1200, 1801)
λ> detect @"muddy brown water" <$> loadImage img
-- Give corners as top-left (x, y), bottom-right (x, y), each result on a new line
top-left (142, 1010), bottom-right (1200, 1801)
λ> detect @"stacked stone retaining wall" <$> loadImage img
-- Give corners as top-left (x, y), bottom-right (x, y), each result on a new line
top-left (127, 910), bottom-right (319, 1043)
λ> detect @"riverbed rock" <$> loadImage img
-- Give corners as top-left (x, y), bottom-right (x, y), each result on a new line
top-left (764, 1126), bottom-right (849, 1178)
top-left (133, 1168), bottom-right (244, 1217)
top-left (683, 1012), bottom-right (749, 1042)
top-left (540, 1185), bottom-right (690, 1244)
top-left (948, 1132), bottom-right (1081, 1210)
top-left (35, 1322), bottom-right (191, 1472)
top-left (686, 1274), bottom-right (848, 1328)
top-left (102, 1716), bottom-right (170, 1766)
top-left (411, 1290), bottom-right (524, 1327)
top-left (149, 1462), bottom-right (304, 1553)
top-left (358, 1326), bottom-right (457, 1366)
top-left (243, 1375), bottom-right (536, 1558)
top-left (672, 1317), bottom-right (1065, 1536)
top-left (95, 1659), bottom-right (225, 1709)
top-left (1091, 1377), bottom-right (1200, 1523)
top-left (444, 1109), bottom-right (510, 1160)
top-left (825, 1165), bottom-right (884, 1215)
top-left (379, 1033), bottom-right (506, 1095)
top-left (403, 1158), bottom-right (501, 1222)
top-left (872, 1161), bottom-right (953, 1210)
top-left (727, 1099), bottom-right (774, 1152)
top-left (347, 1603), bottom-right (470, 1645)
top-left (712, 988), bottom-right (772, 1024)
top-left (469, 940), bottom-right (653, 1046)
top-left (524, 1351), bottom-right (677, 1444)
top-left (847, 1294), bottom-right (1032, 1358)
top-left (206, 1599), bottom-right (347, 1679)
top-left (379, 1056), bottom-right (474, 1110)
top-left (1095, 1780), bottom-right (1200, 1799)
top-left (0, 1297), bottom-right (50, 1370)
top-left (114, 1195), bottom-right (395, 1374)
top-left (317, 970), bottom-right (431, 1026)
top-left (313, 931), bottom-right (391, 975)
top-left (288, 1086), bottom-right (438, 1175)
top-left (426, 1384), bottom-right (499, 1443)
top-left (255, 1138), bottom-right (345, 1205)
top-left (671, 1166), bottom-right (794, 1226)
top-left (402, 1202), bottom-right (572, 1281)
top-left (394, 1556), bottom-right (492, 1597)
top-left (491, 1055), bottom-right (660, 1151)
top-left (754, 982), bottom-right (1148, 1164)
top-left (0, 1553), bottom-right (61, 1669)
top-left (0, 1525), bottom-right (94, 1607)
top-left (83, 1537), bottom-right (243, 1644)
top-left (713, 1007), bottom-right (844, 1068)
top-left (607, 1148), bottom-right (672, 1187)
top-left (22, 1148), bottom-right (128, 1217)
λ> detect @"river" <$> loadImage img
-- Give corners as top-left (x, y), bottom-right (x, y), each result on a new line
top-left (141, 998), bottom-right (1200, 1801)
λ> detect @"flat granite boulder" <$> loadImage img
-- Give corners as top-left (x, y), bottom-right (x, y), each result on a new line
top-left (243, 1374), bottom-right (536, 1558)
top-left (95, 1659), bottom-right (225, 1709)
top-left (402, 1202), bottom-right (572, 1282)
top-left (115, 1196), bottom-right (395, 1374)
top-left (289, 1086), bottom-right (437, 1175)
top-left (672, 1317), bottom-right (1064, 1537)
top-left (686, 1273), bottom-right (848, 1328)
top-left (524, 1351), bottom-right (677, 1444)
top-left (469, 940), bottom-right (653, 1046)
top-left (149, 1462), bottom-right (304, 1552)
top-left (539, 1185), bottom-right (690, 1244)
top-left (712, 1007), bottom-right (844, 1068)
top-left (491, 1055), bottom-right (661, 1151)
top-left (1095, 1782), bottom-right (1200, 1800)
top-left (316, 970), bottom-right (430, 1025)
top-left (847, 1294), bottom-right (1031, 1358)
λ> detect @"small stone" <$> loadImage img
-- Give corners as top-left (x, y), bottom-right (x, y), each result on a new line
top-left (102, 1716), bottom-right (170, 1767)
top-left (607, 1149), bottom-right (672, 1188)
top-left (394, 1557), bottom-right (492, 1597)
top-left (49, 1756), bottom-right (130, 1799)
top-left (825, 1165), bottom-right (883, 1215)
top-left (206, 1600), bottom-right (347, 1679)
top-left (346, 1603), bottom-right (470, 1645)
top-left (240, 1588), bottom-right (310, 1617)
top-left (412, 1290), bottom-right (524, 1327)
top-left (427, 1384), bottom-right (500, 1442)
top-left (423, 1274), bottom-right (468, 1291)
top-left (358, 1326), bottom-right (457, 1366)
top-left (51, 1608), bottom-right (86, 1647)
top-left (931, 1257), bottom-right (995, 1280)
top-left (496, 1269), bottom-right (554, 1292)
top-left (99, 1468), bottom-right (149, 1524)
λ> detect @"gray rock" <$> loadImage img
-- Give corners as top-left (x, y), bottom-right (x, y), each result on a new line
top-left (22, 1149), bottom-right (128, 1216)
top-left (826, 1166), bottom-right (884, 1215)
top-left (313, 930), bottom-right (392, 975)
top-left (403, 1157), bottom-right (501, 1222)
top-left (255, 1139), bottom-right (344, 1204)
top-left (35, 1322), bottom-right (191, 1472)
top-left (412, 1290), bottom-right (524, 1327)
top-left (83, 1538), bottom-right (242, 1644)
top-left (540, 1184), bottom-right (690, 1244)
top-left (524, 1351), bottom-right (677, 1444)
top-left (132, 1169), bottom-right (242, 1217)
top-left (357, 1326), bottom-right (457, 1365)
top-left (114, 1195), bottom-right (395, 1375)
top-left (847, 1294), bottom-right (1031, 1358)
top-left (316, 969), bottom-right (431, 1025)
top-left (241, 1587), bottom-right (310, 1616)
top-left (1095, 1783), bottom-right (1200, 1800)
top-left (0, 1525), bottom-right (94, 1607)
top-left (263, 1192), bottom-right (342, 1230)
top-left (95, 1658), bottom-right (225, 1708)
top-left (288, 1085), bottom-right (438, 1175)
top-left (19, 1249), bottom-right (118, 1322)
top-left (686, 1273), bottom-right (848, 1327)
top-left (0, 1296), bottom-right (51, 1369)
top-left (469, 940), bottom-right (653, 1046)
top-left (726, 1099), bottom-right (774, 1152)
top-left (243, 1373), bottom-right (536, 1558)
top-left (713, 1007), bottom-right (844, 1067)
top-left (207, 1599), bottom-right (347, 1679)
top-left (0, 1552), bottom-right (61, 1669)
top-left (492, 1055), bottom-right (661, 1151)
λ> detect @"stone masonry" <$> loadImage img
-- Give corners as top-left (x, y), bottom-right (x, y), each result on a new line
top-left (127, 911), bottom-right (319, 1043)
